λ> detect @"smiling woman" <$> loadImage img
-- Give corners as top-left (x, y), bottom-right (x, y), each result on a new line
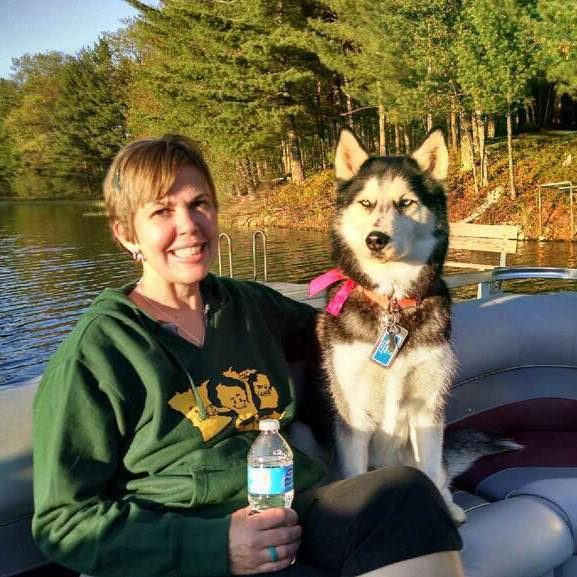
top-left (31, 134), bottom-right (464, 577)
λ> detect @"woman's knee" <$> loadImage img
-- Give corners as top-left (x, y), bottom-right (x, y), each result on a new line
top-left (357, 466), bottom-right (450, 521)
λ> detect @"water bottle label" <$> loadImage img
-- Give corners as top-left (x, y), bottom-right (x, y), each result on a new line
top-left (248, 465), bottom-right (293, 495)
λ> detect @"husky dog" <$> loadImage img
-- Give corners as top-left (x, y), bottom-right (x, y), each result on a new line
top-left (316, 129), bottom-right (501, 523)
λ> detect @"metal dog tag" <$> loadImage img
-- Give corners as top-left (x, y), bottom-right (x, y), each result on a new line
top-left (371, 325), bottom-right (408, 368)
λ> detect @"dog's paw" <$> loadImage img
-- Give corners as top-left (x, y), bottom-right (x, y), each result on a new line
top-left (447, 501), bottom-right (466, 525)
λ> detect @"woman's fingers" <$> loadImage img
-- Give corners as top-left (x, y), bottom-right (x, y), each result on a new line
top-left (260, 541), bottom-right (300, 565)
top-left (254, 507), bottom-right (299, 529)
top-left (229, 507), bottom-right (301, 575)
top-left (254, 524), bottom-right (302, 548)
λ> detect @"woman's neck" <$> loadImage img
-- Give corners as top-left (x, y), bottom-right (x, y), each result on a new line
top-left (135, 276), bottom-right (203, 312)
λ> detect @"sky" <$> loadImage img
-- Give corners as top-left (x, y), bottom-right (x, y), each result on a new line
top-left (0, 0), bottom-right (140, 79)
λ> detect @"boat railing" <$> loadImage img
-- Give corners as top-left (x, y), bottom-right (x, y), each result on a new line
top-left (445, 266), bottom-right (577, 298)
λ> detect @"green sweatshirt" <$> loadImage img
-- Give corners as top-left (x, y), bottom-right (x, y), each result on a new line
top-left (32, 275), bottom-right (326, 577)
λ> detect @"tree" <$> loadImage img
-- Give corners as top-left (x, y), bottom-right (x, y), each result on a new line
top-left (309, 0), bottom-right (462, 155)
top-left (0, 79), bottom-right (20, 195)
top-left (127, 0), bottom-right (331, 191)
top-left (536, 1), bottom-right (577, 97)
top-left (3, 52), bottom-right (71, 197)
top-left (456, 0), bottom-right (537, 199)
top-left (51, 38), bottom-right (129, 195)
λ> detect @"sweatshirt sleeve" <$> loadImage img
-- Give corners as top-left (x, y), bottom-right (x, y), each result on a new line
top-left (32, 358), bottom-right (231, 577)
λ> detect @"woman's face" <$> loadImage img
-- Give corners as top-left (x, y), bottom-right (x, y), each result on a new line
top-left (120, 164), bottom-right (218, 288)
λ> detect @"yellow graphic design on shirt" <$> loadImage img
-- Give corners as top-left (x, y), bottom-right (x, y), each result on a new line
top-left (168, 367), bottom-right (284, 442)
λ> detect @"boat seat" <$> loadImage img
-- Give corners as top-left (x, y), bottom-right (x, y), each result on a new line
top-left (446, 292), bottom-right (577, 577)
top-left (454, 489), bottom-right (573, 577)
top-left (0, 376), bottom-right (48, 577)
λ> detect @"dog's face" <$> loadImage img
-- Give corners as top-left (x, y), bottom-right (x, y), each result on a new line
top-left (332, 129), bottom-right (449, 289)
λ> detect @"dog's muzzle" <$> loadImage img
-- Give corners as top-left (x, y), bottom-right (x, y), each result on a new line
top-left (365, 231), bottom-right (390, 253)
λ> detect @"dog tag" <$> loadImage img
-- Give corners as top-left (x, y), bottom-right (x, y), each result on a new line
top-left (371, 325), bottom-right (408, 368)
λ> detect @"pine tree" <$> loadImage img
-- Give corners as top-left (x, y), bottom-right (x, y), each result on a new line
top-left (536, 0), bottom-right (577, 97)
top-left (456, 0), bottom-right (537, 199)
top-left (127, 0), bottom-right (331, 190)
top-left (309, 0), bottom-right (461, 154)
top-left (52, 39), bottom-right (128, 195)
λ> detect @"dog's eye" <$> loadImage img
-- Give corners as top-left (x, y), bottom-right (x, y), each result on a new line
top-left (398, 198), bottom-right (416, 209)
top-left (358, 199), bottom-right (374, 210)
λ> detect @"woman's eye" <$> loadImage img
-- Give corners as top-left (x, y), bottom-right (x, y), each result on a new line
top-left (359, 199), bottom-right (374, 209)
top-left (399, 198), bottom-right (415, 209)
top-left (153, 208), bottom-right (170, 217)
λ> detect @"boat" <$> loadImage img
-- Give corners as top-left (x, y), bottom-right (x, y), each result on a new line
top-left (2, 266), bottom-right (577, 577)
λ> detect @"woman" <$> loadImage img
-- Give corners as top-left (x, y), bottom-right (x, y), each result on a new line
top-left (32, 134), bottom-right (464, 577)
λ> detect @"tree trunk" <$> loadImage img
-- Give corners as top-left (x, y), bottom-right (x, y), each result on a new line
top-left (460, 111), bottom-right (478, 194)
top-left (286, 115), bottom-right (305, 183)
top-left (394, 124), bottom-right (402, 154)
top-left (403, 123), bottom-right (411, 152)
top-left (280, 140), bottom-right (288, 176)
top-left (343, 79), bottom-right (354, 130)
top-left (426, 113), bottom-right (433, 132)
top-left (487, 115), bottom-right (496, 139)
top-left (476, 110), bottom-right (488, 187)
top-left (450, 108), bottom-right (458, 149)
top-left (552, 89), bottom-right (563, 126)
top-left (506, 110), bottom-right (517, 200)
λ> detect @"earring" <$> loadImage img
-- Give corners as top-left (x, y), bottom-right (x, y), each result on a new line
top-left (132, 249), bottom-right (143, 262)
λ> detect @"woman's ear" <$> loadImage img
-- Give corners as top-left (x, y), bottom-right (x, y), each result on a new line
top-left (113, 221), bottom-right (137, 255)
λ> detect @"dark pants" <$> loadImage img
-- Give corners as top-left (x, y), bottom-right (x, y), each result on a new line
top-left (254, 467), bottom-right (462, 577)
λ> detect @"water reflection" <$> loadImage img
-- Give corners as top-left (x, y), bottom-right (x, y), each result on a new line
top-left (1, 201), bottom-right (576, 387)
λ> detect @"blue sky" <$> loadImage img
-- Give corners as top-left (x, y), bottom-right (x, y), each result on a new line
top-left (0, 0), bottom-right (141, 79)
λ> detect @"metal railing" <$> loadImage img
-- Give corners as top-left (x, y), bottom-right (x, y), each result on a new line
top-left (217, 232), bottom-right (234, 277)
top-left (445, 266), bottom-right (577, 298)
top-left (252, 231), bottom-right (268, 282)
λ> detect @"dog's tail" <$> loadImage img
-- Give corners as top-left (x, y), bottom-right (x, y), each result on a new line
top-left (443, 429), bottom-right (523, 479)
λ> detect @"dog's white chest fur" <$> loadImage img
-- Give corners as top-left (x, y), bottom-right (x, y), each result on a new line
top-left (331, 340), bottom-right (455, 473)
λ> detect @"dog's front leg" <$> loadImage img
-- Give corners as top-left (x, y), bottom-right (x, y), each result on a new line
top-left (408, 348), bottom-right (465, 523)
top-left (409, 421), bottom-right (445, 486)
top-left (336, 422), bottom-right (371, 478)
top-left (409, 418), bottom-right (466, 524)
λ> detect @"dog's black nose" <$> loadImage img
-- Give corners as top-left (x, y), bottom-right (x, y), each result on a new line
top-left (365, 231), bottom-right (390, 252)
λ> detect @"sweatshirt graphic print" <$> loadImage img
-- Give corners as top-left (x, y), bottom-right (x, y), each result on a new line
top-left (168, 366), bottom-right (284, 441)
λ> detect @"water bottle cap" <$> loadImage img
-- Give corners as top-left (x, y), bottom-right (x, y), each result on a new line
top-left (259, 419), bottom-right (280, 431)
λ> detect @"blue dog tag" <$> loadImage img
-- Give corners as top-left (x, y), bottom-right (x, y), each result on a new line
top-left (371, 326), bottom-right (408, 368)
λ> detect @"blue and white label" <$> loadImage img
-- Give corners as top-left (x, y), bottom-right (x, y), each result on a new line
top-left (371, 325), bottom-right (408, 368)
top-left (248, 466), bottom-right (293, 495)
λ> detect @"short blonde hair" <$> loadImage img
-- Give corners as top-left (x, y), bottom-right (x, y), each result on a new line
top-left (103, 134), bottom-right (217, 242)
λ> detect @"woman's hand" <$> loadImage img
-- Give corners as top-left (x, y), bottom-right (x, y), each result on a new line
top-left (228, 506), bottom-right (302, 574)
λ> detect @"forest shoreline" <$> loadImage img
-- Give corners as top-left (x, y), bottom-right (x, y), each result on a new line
top-left (3, 131), bottom-right (577, 241)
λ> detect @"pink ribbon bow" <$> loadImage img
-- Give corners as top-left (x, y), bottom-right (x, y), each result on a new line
top-left (309, 268), bottom-right (358, 316)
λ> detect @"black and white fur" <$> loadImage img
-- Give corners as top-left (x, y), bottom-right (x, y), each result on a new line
top-left (317, 129), bottom-right (515, 523)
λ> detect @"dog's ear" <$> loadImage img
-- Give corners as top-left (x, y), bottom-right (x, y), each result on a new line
top-left (412, 129), bottom-right (449, 181)
top-left (335, 129), bottom-right (369, 180)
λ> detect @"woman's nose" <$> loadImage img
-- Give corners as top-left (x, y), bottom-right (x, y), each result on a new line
top-left (175, 207), bottom-right (200, 233)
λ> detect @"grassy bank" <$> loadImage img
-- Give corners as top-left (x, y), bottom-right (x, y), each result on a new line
top-left (220, 131), bottom-right (577, 240)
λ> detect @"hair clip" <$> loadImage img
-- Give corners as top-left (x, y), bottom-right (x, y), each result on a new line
top-left (114, 169), bottom-right (121, 191)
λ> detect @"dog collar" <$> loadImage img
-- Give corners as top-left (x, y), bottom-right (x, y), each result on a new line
top-left (355, 286), bottom-right (420, 311)
top-left (309, 268), bottom-right (419, 317)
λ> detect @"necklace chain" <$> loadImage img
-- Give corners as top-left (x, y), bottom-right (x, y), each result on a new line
top-left (137, 290), bottom-right (205, 347)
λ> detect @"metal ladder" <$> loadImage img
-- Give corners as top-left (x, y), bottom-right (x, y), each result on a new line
top-left (217, 230), bottom-right (268, 281)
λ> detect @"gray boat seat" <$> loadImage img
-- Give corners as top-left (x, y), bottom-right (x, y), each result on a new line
top-left (0, 376), bottom-right (48, 577)
top-left (454, 489), bottom-right (573, 577)
top-left (446, 293), bottom-right (577, 577)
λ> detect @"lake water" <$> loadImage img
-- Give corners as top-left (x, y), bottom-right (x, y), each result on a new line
top-left (2, 200), bottom-right (577, 387)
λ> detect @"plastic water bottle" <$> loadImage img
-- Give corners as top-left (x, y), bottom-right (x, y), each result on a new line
top-left (247, 419), bottom-right (294, 512)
